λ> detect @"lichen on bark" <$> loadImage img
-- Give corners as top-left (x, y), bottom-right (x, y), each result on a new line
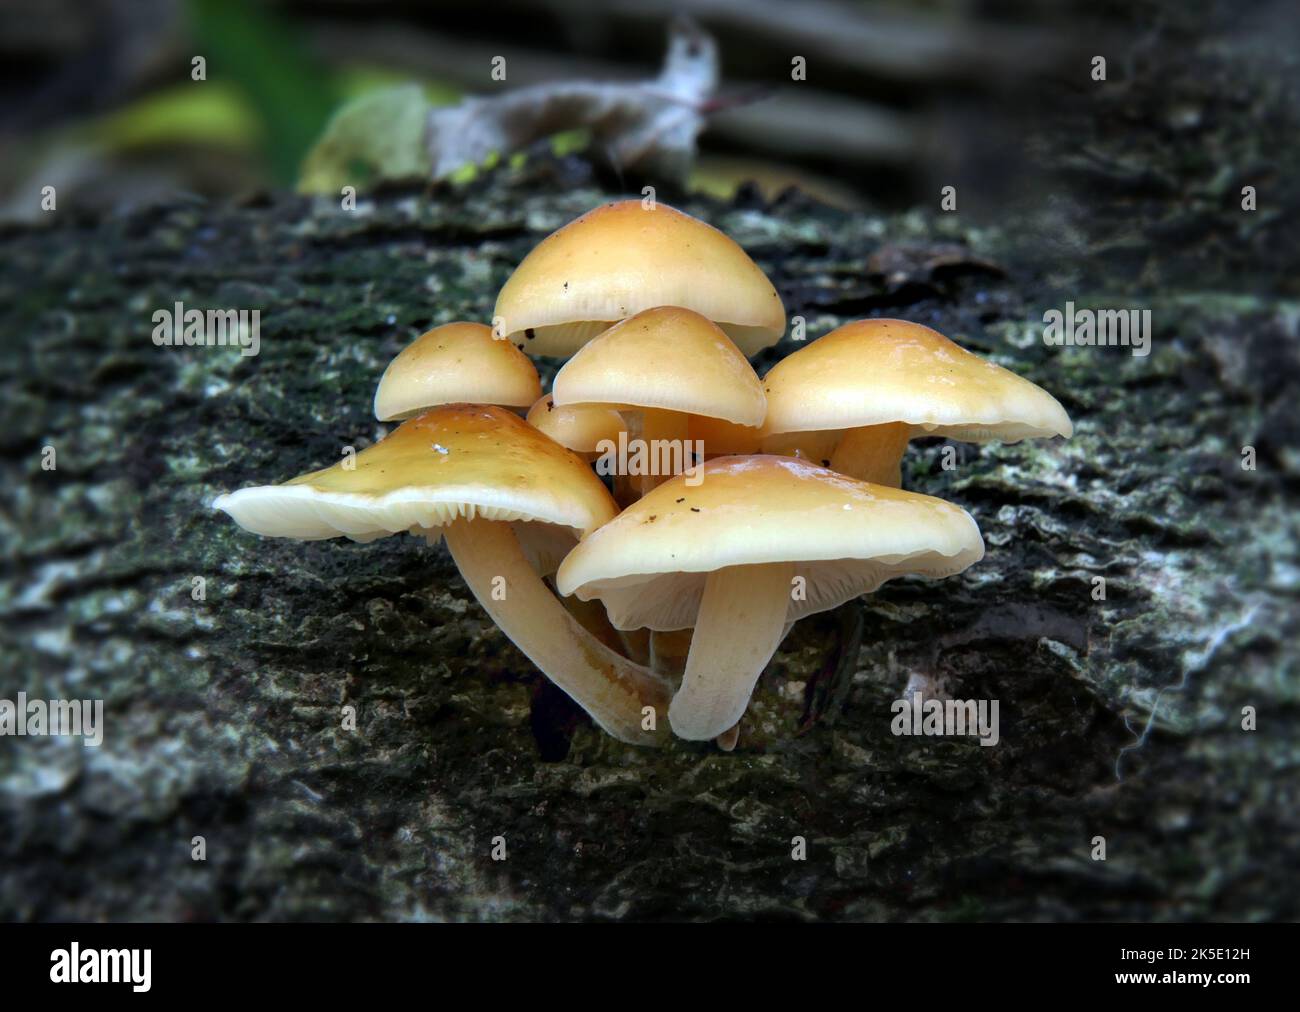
top-left (0, 143), bottom-right (1296, 920)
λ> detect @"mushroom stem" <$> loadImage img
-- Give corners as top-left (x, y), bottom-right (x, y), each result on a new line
top-left (613, 471), bottom-right (639, 509)
top-left (828, 422), bottom-right (912, 487)
top-left (616, 411), bottom-right (646, 506)
top-left (639, 408), bottom-right (691, 495)
top-left (650, 628), bottom-right (694, 678)
top-left (652, 629), bottom-right (744, 750)
top-left (444, 518), bottom-right (672, 746)
top-left (760, 429), bottom-right (841, 467)
top-left (557, 591), bottom-right (626, 655)
top-left (619, 627), bottom-right (652, 666)
top-left (669, 562), bottom-right (795, 740)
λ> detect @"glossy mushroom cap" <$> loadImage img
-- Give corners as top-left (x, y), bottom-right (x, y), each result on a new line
top-left (552, 306), bottom-right (767, 427)
top-left (214, 404), bottom-right (670, 748)
top-left (214, 403), bottom-right (616, 542)
top-left (373, 322), bottom-right (541, 422)
top-left (525, 393), bottom-right (627, 455)
top-left (493, 201), bottom-right (786, 358)
top-left (556, 454), bottom-right (984, 631)
top-left (762, 318), bottom-right (1073, 442)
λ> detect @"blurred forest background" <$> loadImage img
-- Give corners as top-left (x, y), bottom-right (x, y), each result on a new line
top-left (3, 0), bottom-right (1084, 209)
top-left (0, 2), bottom-right (1224, 205)
top-left (4, 0), bottom-right (1295, 296)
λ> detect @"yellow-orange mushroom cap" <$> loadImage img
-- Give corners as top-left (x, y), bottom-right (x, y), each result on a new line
top-left (552, 306), bottom-right (766, 426)
top-left (525, 393), bottom-right (627, 456)
top-left (493, 200), bottom-right (786, 358)
top-left (216, 404), bottom-right (612, 541)
top-left (214, 404), bottom-right (670, 745)
top-left (761, 318), bottom-right (1072, 485)
top-left (374, 322), bottom-right (541, 422)
top-left (557, 455), bottom-right (984, 740)
top-left (552, 306), bottom-right (767, 494)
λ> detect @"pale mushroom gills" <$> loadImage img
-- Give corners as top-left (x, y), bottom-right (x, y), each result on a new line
top-left (557, 455), bottom-right (985, 741)
top-left (214, 404), bottom-right (671, 746)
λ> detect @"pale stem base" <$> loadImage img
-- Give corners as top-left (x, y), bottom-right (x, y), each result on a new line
top-left (445, 518), bottom-right (672, 745)
top-left (669, 562), bottom-right (795, 741)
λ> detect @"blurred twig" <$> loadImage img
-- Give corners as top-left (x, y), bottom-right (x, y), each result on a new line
top-left (310, 20), bottom-right (923, 169)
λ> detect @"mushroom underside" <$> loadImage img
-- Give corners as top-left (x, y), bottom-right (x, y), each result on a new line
top-left (579, 550), bottom-right (978, 741)
top-left (782, 418), bottom-right (1061, 487)
top-left (580, 556), bottom-right (928, 633)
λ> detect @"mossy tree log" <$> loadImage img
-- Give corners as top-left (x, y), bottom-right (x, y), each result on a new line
top-left (0, 158), bottom-right (1296, 921)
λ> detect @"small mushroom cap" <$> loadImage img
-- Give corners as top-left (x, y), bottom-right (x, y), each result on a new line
top-left (556, 454), bottom-right (984, 631)
top-left (373, 322), bottom-right (541, 421)
top-left (214, 404), bottom-right (617, 542)
top-left (552, 307), bottom-right (767, 427)
top-left (493, 201), bottom-right (786, 357)
top-left (762, 318), bottom-right (1073, 442)
top-left (525, 393), bottom-right (627, 454)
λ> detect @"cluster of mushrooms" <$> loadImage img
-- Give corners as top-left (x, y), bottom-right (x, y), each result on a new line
top-left (215, 200), bottom-right (1072, 750)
